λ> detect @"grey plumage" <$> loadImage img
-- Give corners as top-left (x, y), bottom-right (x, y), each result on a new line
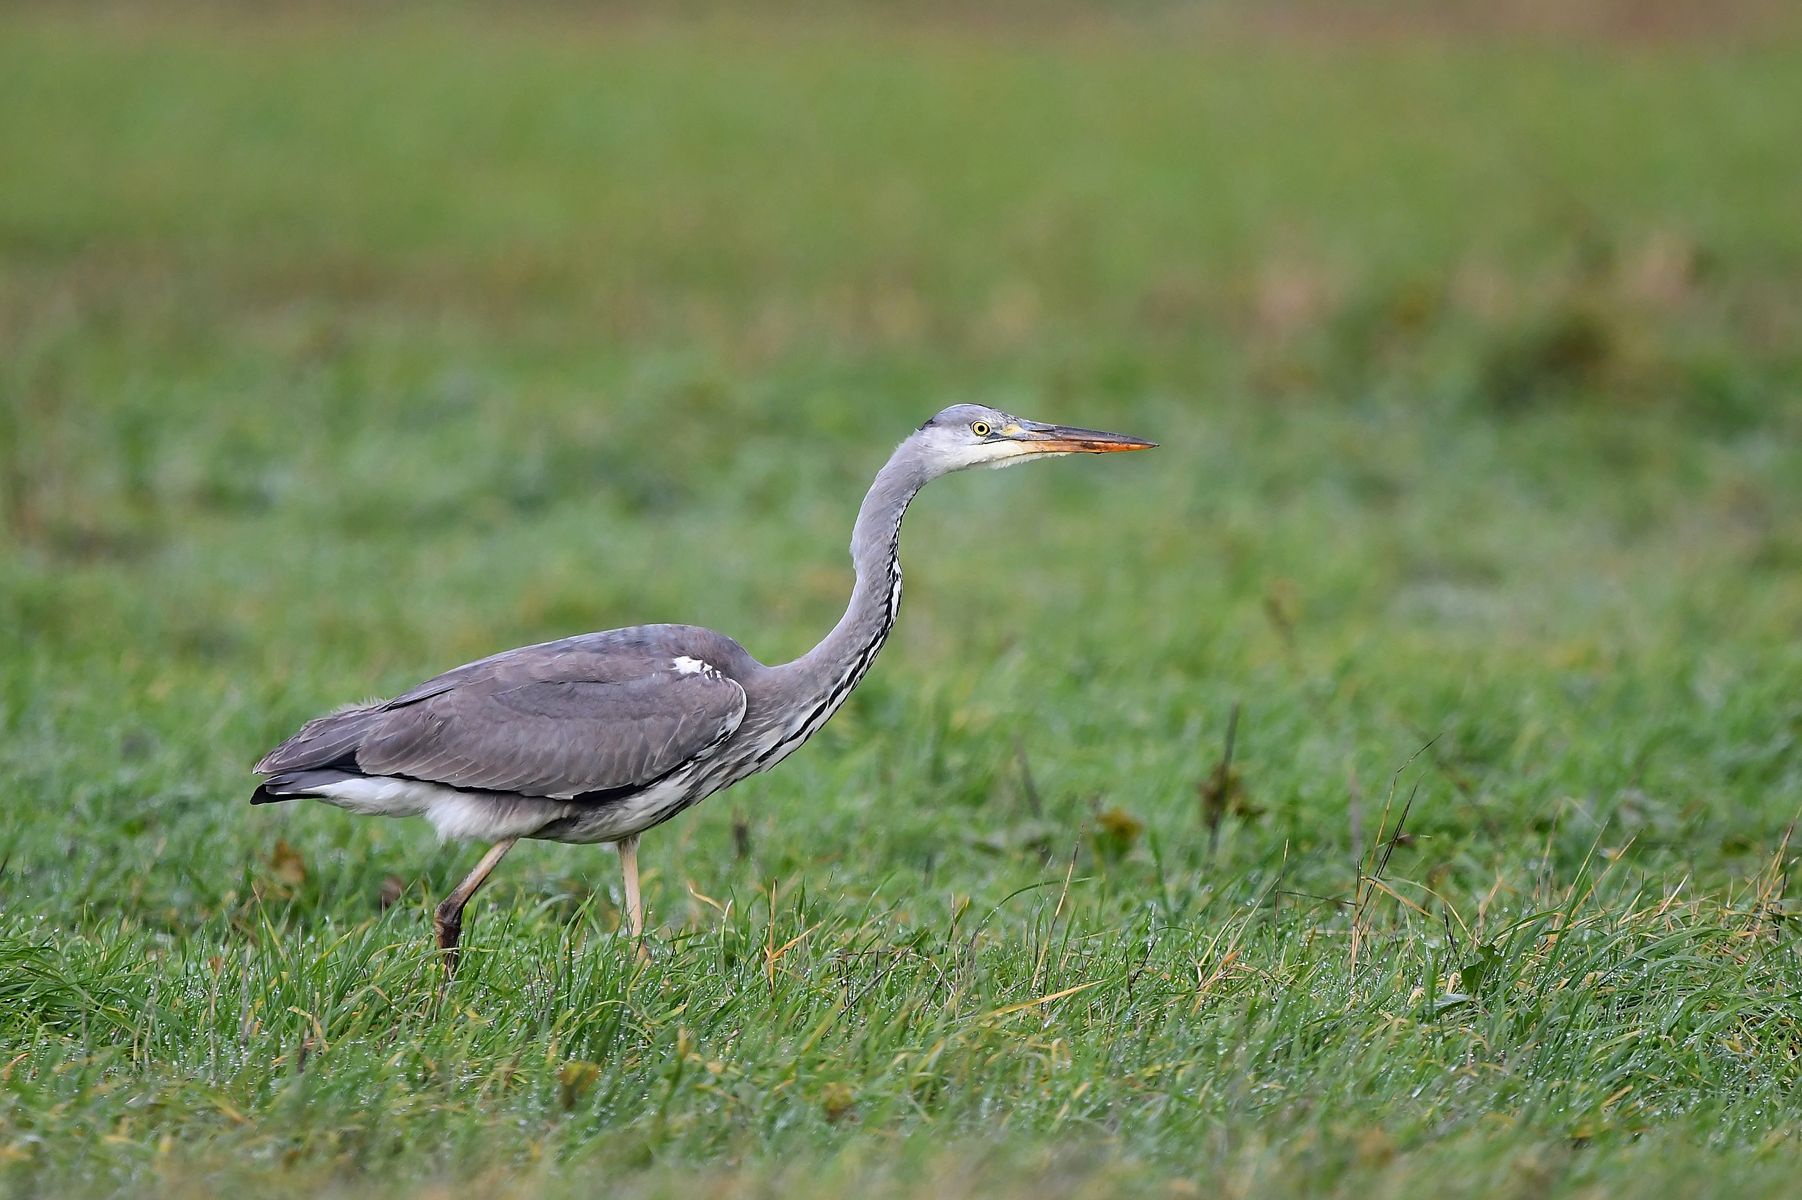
top-left (256, 628), bottom-right (750, 806)
top-left (251, 403), bottom-right (1153, 965)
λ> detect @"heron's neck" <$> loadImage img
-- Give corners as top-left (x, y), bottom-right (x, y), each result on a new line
top-left (782, 444), bottom-right (928, 688)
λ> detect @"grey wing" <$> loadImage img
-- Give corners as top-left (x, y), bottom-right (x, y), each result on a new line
top-left (257, 643), bottom-right (747, 801)
top-left (359, 670), bottom-right (746, 799)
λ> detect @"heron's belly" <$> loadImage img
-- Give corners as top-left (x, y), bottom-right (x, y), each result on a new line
top-left (526, 773), bottom-right (718, 845)
top-left (310, 776), bottom-right (582, 842)
top-left (309, 765), bottom-right (727, 846)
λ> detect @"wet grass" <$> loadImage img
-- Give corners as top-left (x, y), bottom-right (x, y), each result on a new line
top-left (3, 5), bottom-right (1802, 1196)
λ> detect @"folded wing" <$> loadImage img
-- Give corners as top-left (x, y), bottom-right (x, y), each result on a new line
top-left (256, 637), bottom-right (748, 801)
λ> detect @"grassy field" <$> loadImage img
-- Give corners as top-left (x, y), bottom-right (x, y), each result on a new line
top-left (4, 5), bottom-right (1802, 1196)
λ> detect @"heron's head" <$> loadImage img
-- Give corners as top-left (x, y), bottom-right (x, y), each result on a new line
top-left (910, 403), bottom-right (1156, 476)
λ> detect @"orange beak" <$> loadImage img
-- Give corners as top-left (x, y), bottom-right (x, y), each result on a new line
top-left (1009, 420), bottom-right (1158, 454)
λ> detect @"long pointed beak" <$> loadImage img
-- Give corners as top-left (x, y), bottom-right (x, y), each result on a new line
top-left (1011, 420), bottom-right (1157, 454)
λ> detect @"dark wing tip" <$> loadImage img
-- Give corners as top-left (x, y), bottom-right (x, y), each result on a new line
top-left (249, 783), bottom-right (292, 806)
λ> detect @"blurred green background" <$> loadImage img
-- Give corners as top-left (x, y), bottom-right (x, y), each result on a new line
top-left (3, 3), bottom-right (1801, 1197)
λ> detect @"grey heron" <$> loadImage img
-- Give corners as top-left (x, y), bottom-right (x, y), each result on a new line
top-left (252, 404), bottom-right (1153, 969)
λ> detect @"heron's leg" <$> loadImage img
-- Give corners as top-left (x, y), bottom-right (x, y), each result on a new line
top-left (618, 834), bottom-right (645, 942)
top-left (433, 836), bottom-right (518, 976)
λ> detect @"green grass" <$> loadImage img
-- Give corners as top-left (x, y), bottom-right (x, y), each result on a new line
top-left (4, 5), bottom-right (1802, 1196)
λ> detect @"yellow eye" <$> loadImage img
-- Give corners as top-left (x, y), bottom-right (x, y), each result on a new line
top-left (971, 421), bottom-right (992, 438)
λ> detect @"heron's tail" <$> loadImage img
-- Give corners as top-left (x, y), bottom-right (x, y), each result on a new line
top-left (252, 701), bottom-right (387, 804)
top-left (251, 768), bottom-right (362, 805)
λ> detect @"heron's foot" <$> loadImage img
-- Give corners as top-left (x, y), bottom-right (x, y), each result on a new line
top-left (429, 837), bottom-right (516, 985)
top-left (433, 903), bottom-right (464, 978)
